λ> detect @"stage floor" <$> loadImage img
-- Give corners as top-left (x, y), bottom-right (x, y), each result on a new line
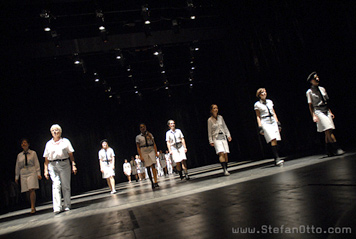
top-left (1, 153), bottom-right (356, 239)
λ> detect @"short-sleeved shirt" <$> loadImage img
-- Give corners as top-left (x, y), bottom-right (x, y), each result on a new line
top-left (136, 133), bottom-right (155, 147)
top-left (166, 129), bottom-right (184, 144)
top-left (98, 148), bottom-right (115, 163)
top-left (43, 138), bottom-right (74, 161)
top-left (306, 86), bottom-right (329, 110)
top-left (254, 99), bottom-right (275, 118)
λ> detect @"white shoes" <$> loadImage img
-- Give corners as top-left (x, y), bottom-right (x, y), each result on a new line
top-left (111, 190), bottom-right (117, 194)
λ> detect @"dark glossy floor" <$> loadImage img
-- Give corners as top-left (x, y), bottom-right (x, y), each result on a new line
top-left (1, 153), bottom-right (356, 239)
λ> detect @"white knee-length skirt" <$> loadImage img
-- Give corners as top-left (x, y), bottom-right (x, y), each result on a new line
top-left (213, 139), bottom-right (230, 154)
top-left (102, 163), bottom-right (115, 179)
top-left (20, 167), bottom-right (39, 193)
top-left (140, 147), bottom-right (156, 167)
top-left (315, 110), bottom-right (335, 132)
top-left (261, 117), bottom-right (281, 144)
top-left (171, 145), bottom-right (187, 163)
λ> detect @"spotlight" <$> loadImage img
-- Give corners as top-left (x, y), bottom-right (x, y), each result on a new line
top-left (99, 26), bottom-right (106, 31)
top-left (44, 27), bottom-right (51, 32)
top-left (73, 53), bottom-right (81, 65)
top-left (134, 85), bottom-right (138, 88)
top-left (165, 86), bottom-right (169, 90)
top-left (189, 78), bottom-right (193, 81)
top-left (128, 74), bottom-right (133, 78)
top-left (109, 95), bottom-right (113, 98)
top-left (95, 78), bottom-right (100, 82)
top-left (191, 66), bottom-right (195, 70)
top-left (127, 66), bottom-right (131, 71)
top-left (161, 70), bottom-right (165, 74)
top-left (153, 51), bottom-right (159, 56)
top-left (145, 20), bottom-right (151, 25)
top-left (195, 47), bottom-right (199, 51)
top-left (135, 91), bottom-right (139, 94)
top-left (116, 55), bottom-right (121, 59)
top-left (190, 16), bottom-right (196, 20)
top-left (74, 60), bottom-right (80, 65)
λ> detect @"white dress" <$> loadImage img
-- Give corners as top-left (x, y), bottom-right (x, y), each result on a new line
top-left (15, 149), bottom-right (41, 193)
top-left (254, 99), bottom-right (281, 143)
top-left (166, 129), bottom-right (187, 163)
top-left (123, 162), bottom-right (131, 175)
top-left (306, 86), bottom-right (335, 132)
top-left (98, 148), bottom-right (115, 179)
top-left (136, 133), bottom-right (156, 167)
top-left (207, 115), bottom-right (231, 154)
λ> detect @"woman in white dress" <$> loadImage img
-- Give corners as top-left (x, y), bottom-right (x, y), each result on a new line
top-left (207, 104), bottom-right (232, 175)
top-left (98, 139), bottom-right (116, 194)
top-left (306, 72), bottom-right (344, 156)
top-left (254, 88), bottom-right (284, 166)
top-left (136, 124), bottom-right (159, 189)
top-left (130, 156), bottom-right (138, 182)
top-left (166, 120), bottom-right (190, 180)
top-left (123, 159), bottom-right (132, 183)
top-left (158, 150), bottom-right (167, 176)
top-left (165, 150), bottom-right (173, 175)
top-left (15, 139), bottom-right (42, 214)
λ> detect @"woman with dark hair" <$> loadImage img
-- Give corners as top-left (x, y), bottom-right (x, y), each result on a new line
top-left (136, 123), bottom-right (159, 189)
top-left (166, 120), bottom-right (190, 180)
top-left (123, 159), bottom-right (132, 183)
top-left (207, 104), bottom-right (232, 175)
top-left (98, 139), bottom-right (116, 194)
top-left (130, 156), bottom-right (139, 182)
top-left (306, 72), bottom-right (344, 156)
top-left (15, 139), bottom-right (42, 214)
top-left (254, 88), bottom-right (284, 166)
top-left (44, 124), bottom-right (77, 214)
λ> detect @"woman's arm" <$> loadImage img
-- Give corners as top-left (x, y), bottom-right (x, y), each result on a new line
top-left (255, 110), bottom-right (264, 135)
top-left (44, 157), bottom-right (50, 179)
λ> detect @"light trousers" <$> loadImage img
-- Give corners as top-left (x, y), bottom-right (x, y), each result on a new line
top-left (48, 160), bottom-right (71, 212)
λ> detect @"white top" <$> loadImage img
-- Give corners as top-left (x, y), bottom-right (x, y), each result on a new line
top-left (207, 115), bottom-right (231, 144)
top-left (98, 148), bottom-right (115, 163)
top-left (136, 133), bottom-right (155, 147)
top-left (254, 99), bottom-right (275, 118)
top-left (15, 149), bottom-right (41, 180)
top-left (43, 138), bottom-right (74, 161)
top-left (306, 86), bottom-right (329, 109)
top-left (166, 129), bottom-right (184, 145)
top-left (123, 162), bottom-right (131, 171)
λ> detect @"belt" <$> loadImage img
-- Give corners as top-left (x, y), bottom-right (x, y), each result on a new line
top-left (261, 115), bottom-right (273, 118)
top-left (140, 144), bottom-right (154, 148)
top-left (51, 158), bottom-right (69, 162)
top-left (172, 142), bottom-right (183, 147)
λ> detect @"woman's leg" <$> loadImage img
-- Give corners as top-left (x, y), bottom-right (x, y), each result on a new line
top-left (110, 176), bottom-right (116, 192)
top-left (29, 189), bottom-right (36, 211)
top-left (106, 178), bottom-right (112, 191)
top-left (181, 160), bottom-right (190, 179)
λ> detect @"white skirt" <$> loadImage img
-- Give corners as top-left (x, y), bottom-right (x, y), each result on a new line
top-left (20, 167), bottom-right (39, 193)
top-left (140, 147), bottom-right (156, 167)
top-left (124, 169), bottom-right (131, 175)
top-left (171, 145), bottom-right (187, 163)
top-left (213, 139), bottom-right (230, 154)
top-left (315, 110), bottom-right (335, 132)
top-left (261, 117), bottom-right (281, 144)
top-left (102, 163), bottom-right (115, 179)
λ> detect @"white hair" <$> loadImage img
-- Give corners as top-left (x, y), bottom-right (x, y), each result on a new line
top-left (50, 124), bottom-right (62, 133)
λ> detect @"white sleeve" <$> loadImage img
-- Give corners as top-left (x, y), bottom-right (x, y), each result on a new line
top-left (207, 118), bottom-right (213, 144)
top-left (221, 116), bottom-right (231, 138)
top-left (33, 151), bottom-right (41, 176)
top-left (306, 90), bottom-right (312, 104)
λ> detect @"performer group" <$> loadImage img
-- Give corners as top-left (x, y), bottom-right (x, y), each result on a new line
top-left (14, 72), bottom-right (344, 214)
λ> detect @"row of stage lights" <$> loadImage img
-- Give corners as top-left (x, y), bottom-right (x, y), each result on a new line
top-left (73, 44), bottom-right (200, 102)
top-left (40, 1), bottom-right (197, 46)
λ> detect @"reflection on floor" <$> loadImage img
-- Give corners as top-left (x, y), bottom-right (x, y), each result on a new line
top-left (1, 153), bottom-right (356, 239)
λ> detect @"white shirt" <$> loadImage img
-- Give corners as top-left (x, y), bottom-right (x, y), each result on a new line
top-left (306, 86), bottom-right (329, 109)
top-left (166, 129), bottom-right (184, 145)
top-left (136, 133), bottom-right (155, 147)
top-left (43, 138), bottom-right (74, 161)
top-left (98, 148), bottom-right (115, 163)
top-left (254, 99), bottom-right (275, 118)
top-left (207, 115), bottom-right (231, 144)
top-left (15, 149), bottom-right (41, 180)
top-left (123, 162), bottom-right (131, 172)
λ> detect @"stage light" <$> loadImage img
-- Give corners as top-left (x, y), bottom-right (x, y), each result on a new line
top-left (145, 20), bottom-right (151, 25)
top-left (44, 27), bottom-right (51, 32)
top-left (95, 78), bottom-right (100, 82)
top-left (99, 26), bottom-right (105, 31)
top-left (127, 66), bottom-right (131, 71)
top-left (195, 47), bottom-right (199, 51)
top-left (165, 86), bottom-right (169, 90)
top-left (135, 91), bottom-right (139, 94)
top-left (109, 95), bottom-right (113, 98)
top-left (161, 70), bottom-right (165, 74)
top-left (191, 66), bottom-right (195, 70)
top-left (74, 60), bottom-right (80, 64)
top-left (153, 51), bottom-right (159, 56)
top-left (189, 78), bottom-right (193, 81)
top-left (134, 85), bottom-right (137, 88)
top-left (190, 16), bottom-right (196, 20)
top-left (116, 55), bottom-right (121, 59)
top-left (128, 74), bottom-right (133, 78)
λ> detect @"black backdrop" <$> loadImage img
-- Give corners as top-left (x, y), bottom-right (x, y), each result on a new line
top-left (1, 0), bottom-right (355, 195)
